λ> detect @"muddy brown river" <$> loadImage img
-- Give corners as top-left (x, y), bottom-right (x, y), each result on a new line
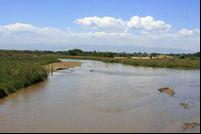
top-left (0, 59), bottom-right (200, 133)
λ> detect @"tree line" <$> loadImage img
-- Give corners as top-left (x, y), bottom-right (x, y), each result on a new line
top-left (59, 49), bottom-right (200, 58)
top-left (0, 49), bottom-right (200, 58)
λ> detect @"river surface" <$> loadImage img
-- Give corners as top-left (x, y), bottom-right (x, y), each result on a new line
top-left (0, 59), bottom-right (200, 133)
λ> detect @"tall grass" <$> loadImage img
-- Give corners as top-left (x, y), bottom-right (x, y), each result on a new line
top-left (64, 56), bottom-right (200, 69)
top-left (0, 53), bottom-right (59, 98)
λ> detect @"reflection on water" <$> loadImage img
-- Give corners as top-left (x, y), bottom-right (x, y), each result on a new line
top-left (0, 59), bottom-right (200, 133)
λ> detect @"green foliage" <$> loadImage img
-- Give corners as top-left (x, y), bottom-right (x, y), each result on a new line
top-left (62, 49), bottom-right (200, 69)
top-left (67, 49), bottom-right (83, 56)
top-left (61, 49), bottom-right (200, 59)
top-left (65, 56), bottom-right (200, 69)
top-left (0, 51), bottom-right (59, 98)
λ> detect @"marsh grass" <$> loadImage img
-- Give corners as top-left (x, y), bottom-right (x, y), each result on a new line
top-left (64, 56), bottom-right (200, 69)
top-left (0, 53), bottom-right (59, 98)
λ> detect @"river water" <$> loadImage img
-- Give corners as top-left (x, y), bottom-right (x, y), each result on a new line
top-left (0, 59), bottom-right (200, 133)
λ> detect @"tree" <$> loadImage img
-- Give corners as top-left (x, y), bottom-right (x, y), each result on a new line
top-left (67, 49), bottom-right (83, 55)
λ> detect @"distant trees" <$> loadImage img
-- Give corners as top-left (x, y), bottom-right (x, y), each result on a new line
top-left (150, 53), bottom-right (160, 57)
top-left (0, 49), bottom-right (200, 59)
top-left (48, 50), bottom-right (198, 58)
top-left (58, 49), bottom-right (200, 59)
top-left (193, 52), bottom-right (200, 57)
top-left (67, 49), bottom-right (83, 56)
top-left (63, 49), bottom-right (114, 57)
top-left (173, 52), bottom-right (200, 59)
top-left (100, 52), bottom-right (114, 58)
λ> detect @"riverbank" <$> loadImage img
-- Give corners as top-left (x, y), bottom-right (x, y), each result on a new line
top-left (0, 53), bottom-right (80, 98)
top-left (44, 62), bottom-right (81, 72)
top-left (64, 56), bottom-right (200, 69)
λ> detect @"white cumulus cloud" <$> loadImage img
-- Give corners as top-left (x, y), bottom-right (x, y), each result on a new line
top-left (0, 21), bottom-right (200, 52)
top-left (127, 16), bottom-right (172, 32)
top-left (178, 28), bottom-right (200, 36)
top-left (75, 16), bottom-right (126, 32)
top-left (0, 23), bottom-right (35, 31)
top-left (75, 16), bottom-right (172, 32)
top-left (0, 23), bottom-right (133, 46)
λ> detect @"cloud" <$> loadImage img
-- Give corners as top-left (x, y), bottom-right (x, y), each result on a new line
top-left (127, 16), bottom-right (172, 32)
top-left (0, 21), bottom-right (200, 52)
top-left (178, 28), bottom-right (200, 37)
top-left (75, 16), bottom-right (126, 32)
top-left (75, 16), bottom-right (172, 32)
top-left (0, 23), bottom-right (133, 46)
top-left (0, 23), bottom-right (35, 31)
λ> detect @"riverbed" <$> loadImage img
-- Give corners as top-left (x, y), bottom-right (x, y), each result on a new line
top-left (0, 59), bottom-right (200, 133)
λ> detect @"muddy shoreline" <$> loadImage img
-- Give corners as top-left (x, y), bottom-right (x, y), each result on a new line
top-left (0, 61), bottom-right (81, 99)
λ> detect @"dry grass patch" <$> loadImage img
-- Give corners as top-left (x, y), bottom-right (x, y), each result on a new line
top-left (44, 62), bottom-right (81, 72)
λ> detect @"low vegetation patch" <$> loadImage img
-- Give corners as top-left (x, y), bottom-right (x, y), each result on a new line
top-left (180, 103), bottom-right (190, 110)
top-left (0, 52), bottom-right (59, 98)
top-left (64, 55), bottom-right (200, 69)
top-left (158, 87), bottom-right (175, 96)
top-left (183, 122), bottom-right (200, 129)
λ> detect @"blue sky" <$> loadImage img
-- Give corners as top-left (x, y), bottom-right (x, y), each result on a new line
top-left (0, 0), bottom-right (200, 52)
top-left (0, 0), bottom-right (200, 29)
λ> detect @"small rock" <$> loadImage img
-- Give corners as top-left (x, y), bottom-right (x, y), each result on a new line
top-left (183, 122), bottom-right (200, 129)
top-left (90, 70), bottom-right (93, 72)
top-left (180, 103), bottom-right (190, 109)
top-left (56, 67), bottom-right (66, 71)
top-left (158, 87), bottom-right (175, 96)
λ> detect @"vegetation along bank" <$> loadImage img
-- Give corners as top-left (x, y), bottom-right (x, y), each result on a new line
top-left (0, 49), bottom-right (200, 98)
top-left (0, 51), bottom-right (80, 98)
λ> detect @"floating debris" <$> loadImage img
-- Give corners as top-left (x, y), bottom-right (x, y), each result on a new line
top-left (183, 122), bottom-right (200, 129)
top-left (158, 87), bottom-right (175, 96)
top-left (180, 103), bottom-right (190, 109)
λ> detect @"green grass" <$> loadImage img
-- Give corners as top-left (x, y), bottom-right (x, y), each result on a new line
top-left (64, 56), bottom-right (200, 69)
top-left (0, 53), bottom-right (59, 98)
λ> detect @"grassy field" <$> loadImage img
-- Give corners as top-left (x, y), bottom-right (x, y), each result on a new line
top-left (64, 56), bottom-right (200, 69)
top-left (0, 52), bottom-right (59, 98)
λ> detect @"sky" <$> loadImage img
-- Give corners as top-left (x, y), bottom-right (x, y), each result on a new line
top-left (0, 0), bottom-right (200, 53)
